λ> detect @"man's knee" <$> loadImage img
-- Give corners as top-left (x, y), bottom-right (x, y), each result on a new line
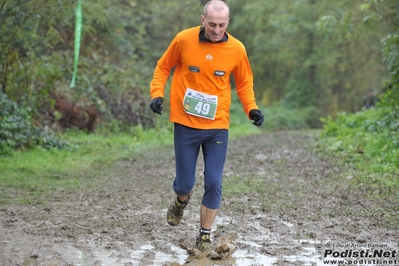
top-left (202, 180), bottom-right (222, 209)
top-left (202, 195), bottom-right (221, 209)
top-left (173, 180), bottom-right (195, 196)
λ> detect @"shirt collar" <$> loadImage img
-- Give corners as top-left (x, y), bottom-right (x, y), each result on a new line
top-left (199, 26), bottom-right (228, 43)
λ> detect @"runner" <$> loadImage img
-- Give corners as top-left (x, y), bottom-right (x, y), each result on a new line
top-left (149, 0), bottom-right (264, 258)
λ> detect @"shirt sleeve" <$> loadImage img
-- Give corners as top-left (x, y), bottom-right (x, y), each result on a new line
top-left (149, 34), bottom-right (181, 100)
top-left (233, 47), bottom-right (259, 118)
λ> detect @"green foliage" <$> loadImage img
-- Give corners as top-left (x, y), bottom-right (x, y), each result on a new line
top-left (0, 93), bottom-right (68, 153)
top-left (282, 77), bottom-right (316, 108)
top-left (0, 0), bottom-right (204, 141)
top-left (319, 108), bottom-right (399, 194)
top-left (228, 0), bottom-right (390, 116)
top-left (381, 31), bottom-right (399, 109)
top-left (261, 104), bottom-right (320, 130)
top-left (318, 0), bottom-right (399, 195)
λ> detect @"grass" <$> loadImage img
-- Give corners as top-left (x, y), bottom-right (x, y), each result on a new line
top-left (317, 107), bottom-right (399, 197)
top-left (0, 125), bottom-right (174, 203)
top-left (223, 176), bottom-right (263, 196)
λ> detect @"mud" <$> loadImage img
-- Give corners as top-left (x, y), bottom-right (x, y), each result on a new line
top-left (1, 130), bottom-right (398, 266)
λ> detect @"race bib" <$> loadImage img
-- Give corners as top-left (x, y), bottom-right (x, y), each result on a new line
top-left (183, 88), bottom-right (218, 120)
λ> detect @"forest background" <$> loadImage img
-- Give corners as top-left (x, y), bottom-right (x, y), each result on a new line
top-left (0, 0), bottom-right (398, 195)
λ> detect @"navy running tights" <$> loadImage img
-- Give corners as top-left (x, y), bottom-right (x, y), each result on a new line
top-left (173, 123), bottom-right (228, 209)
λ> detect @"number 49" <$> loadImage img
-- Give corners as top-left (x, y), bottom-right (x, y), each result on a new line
top-left (195, 102), bottom-right (210, 115)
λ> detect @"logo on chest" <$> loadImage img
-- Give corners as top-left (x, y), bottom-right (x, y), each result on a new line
top-left (189, 66), bottom-right (200, 73)
top-left (214, 70), bottom-right (226, 77)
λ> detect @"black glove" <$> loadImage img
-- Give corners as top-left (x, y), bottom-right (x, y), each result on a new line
top-left (150, 97), bottom-right (164, 115)
top-left (249, 109), bottom-right (264, 126)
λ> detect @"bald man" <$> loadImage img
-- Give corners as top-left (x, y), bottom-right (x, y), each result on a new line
top-left (149, 0), bottom-right (264, 258)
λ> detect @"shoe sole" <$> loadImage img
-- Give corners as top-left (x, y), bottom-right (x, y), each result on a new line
top-left (166, 211), bottom-right (181, 226)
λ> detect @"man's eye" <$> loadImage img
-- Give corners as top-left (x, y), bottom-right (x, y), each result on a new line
top-left (209, 24), bottom-right (225, 28)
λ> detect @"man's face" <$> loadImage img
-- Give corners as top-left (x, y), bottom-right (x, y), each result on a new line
top-left (201, 8), bottom-right (229, 43)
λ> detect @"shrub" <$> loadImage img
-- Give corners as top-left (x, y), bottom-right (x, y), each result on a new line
top-left (0, 93), bottom-right (68, 154)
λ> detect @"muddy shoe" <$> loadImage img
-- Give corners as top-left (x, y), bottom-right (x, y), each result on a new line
top-left (166, 193), bottom-right (192, 226)
top-left (196, 234), bottom-right (220, 259)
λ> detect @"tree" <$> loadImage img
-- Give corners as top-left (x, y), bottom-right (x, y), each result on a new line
top-left (227, 0), bottom-right (390, 117)
top-left (0, 0), bottom-right (202, 133)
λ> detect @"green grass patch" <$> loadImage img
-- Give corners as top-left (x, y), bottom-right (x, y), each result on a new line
top-left (317, 106), bottom-right (399, 197)
top-left (0, 125), bottom-right (175, 203)
top-left (223, 175), bottom-right (264, 196)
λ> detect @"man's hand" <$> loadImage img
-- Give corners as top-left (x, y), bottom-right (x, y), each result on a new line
top-left (249, 109), bottom-right (264, 126)
top-left (150, 97), bottom-right (164, 115)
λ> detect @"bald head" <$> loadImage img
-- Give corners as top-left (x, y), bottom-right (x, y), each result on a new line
top-left (201, 1), bottom-right (230, 42)
top-left (203, 0), bottom-right (230, 17)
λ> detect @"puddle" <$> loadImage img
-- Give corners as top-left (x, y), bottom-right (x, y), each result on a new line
top-left (1, 235), bottom-right (325, 266)
top-left (53, 243), bottom-right (322, 265)
top-left (211, 215), bottom-right (325, 266)
top-left (1, 214), bottom-right (327, 266)
top-left (233, 249), bottom-right (278, 265)
top-left (86, 238), bottom-right (324, 265)
top-left (126, 244), bottom-right (188, 265)
top-left (1, 211), bottom-right (328, 266)
top-left (233, 239), bottom-right (324, 266)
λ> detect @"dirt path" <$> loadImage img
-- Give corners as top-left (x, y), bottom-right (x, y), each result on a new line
top-left (1, 130), bottom-right (398, 266)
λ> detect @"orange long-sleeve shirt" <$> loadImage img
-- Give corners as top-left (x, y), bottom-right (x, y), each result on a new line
top-left (150, 26), bottom-right (258, 130)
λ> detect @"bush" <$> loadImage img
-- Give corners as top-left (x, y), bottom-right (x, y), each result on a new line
top-left (318, 105), bottom-right (399, 193)
top-left (0, 93), bottom-right (68, 154)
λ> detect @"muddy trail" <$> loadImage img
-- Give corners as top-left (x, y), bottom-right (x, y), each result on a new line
top-left (1, 131), bottom-right (398, 266)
